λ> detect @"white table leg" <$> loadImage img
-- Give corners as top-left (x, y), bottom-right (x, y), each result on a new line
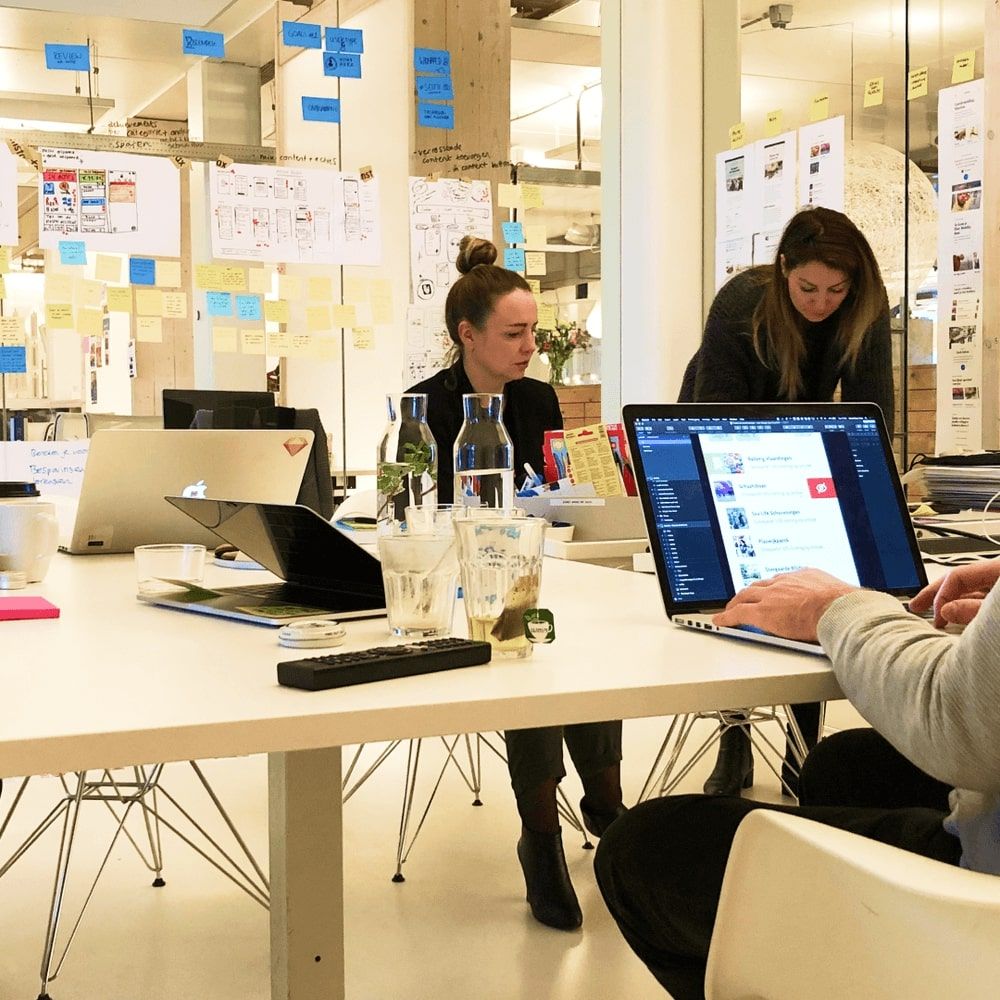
top-left (268, 747), bottom-right (344, 1000)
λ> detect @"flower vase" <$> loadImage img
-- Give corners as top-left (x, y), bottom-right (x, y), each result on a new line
top-left (548, 359), bottom-right (567, 387)
top-left (376, 393), bottom-right (438, 523)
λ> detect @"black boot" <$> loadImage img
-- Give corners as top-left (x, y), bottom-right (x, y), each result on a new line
top-left (580, 798), bottom-right (628, 840)
top-left (516, 827), bottom-right (583, 931)
top-left (703, 725), bottom-right (753, 796)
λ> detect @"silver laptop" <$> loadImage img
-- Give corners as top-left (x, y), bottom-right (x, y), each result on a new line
top-left (58, 429), bottom-right (314, 554)
top-left (623, 403), bottom-right (928, 656)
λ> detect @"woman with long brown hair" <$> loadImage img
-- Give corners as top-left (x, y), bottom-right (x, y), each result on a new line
top-left (680, 206), bottom-right (894, 797)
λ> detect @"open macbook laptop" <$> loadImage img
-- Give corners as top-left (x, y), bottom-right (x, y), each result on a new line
top-left (140, 497), bottom-right (386, 624)
top-left (58, 429), bottom-right (313, 553)
top-left (623, 403), bottom-right (928, 655)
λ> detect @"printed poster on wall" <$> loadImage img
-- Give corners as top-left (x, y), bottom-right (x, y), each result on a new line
top-left (753, 130), bottom-right (797, 252)
top-left (714, 145), bottom-right (756, 290)
top-left (209, 162), bottom-right (382, 266)
top-left (797, 115), bottom-right (845, 212)
top-left (38, 148), bottom-right (181, 257)
top-left (408, 177), bottom-right (493, 306)
top-left (0, 143), bottom-right (18, 246)
top-left (935, 79), bottom-right (985, 453)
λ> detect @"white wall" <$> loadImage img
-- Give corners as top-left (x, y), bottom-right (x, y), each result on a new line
top-left (278, 0), bottom-right (412, 476)
top-left (602, 1), bottom-right (705, 414)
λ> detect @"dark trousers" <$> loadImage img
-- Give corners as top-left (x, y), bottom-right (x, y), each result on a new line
top-left (505, 720), bottom-right (623, 800)
top-left (594, 729), bottom-right (960, 1000)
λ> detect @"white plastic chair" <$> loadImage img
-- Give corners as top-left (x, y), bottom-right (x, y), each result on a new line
top-left (705, 809), bottom-right (1000, 1000)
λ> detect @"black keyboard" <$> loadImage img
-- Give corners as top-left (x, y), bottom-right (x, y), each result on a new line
top-left (277, 637), bottom-right (492, 691)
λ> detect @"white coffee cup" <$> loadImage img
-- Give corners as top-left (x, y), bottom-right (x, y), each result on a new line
top-left (0, 494), bottom-right (59, 583)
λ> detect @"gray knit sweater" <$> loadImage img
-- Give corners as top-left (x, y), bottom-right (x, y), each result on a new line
top-left (818, 587), bottom-right (1000, 874)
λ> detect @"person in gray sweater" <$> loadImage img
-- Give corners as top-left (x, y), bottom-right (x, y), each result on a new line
top-left (594, 559), bottom-right (1000, 1000)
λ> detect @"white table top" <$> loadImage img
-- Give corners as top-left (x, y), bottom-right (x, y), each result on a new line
top-left (0, 553), bottom-right (843, 779)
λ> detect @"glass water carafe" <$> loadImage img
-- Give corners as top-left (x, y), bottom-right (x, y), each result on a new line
top-left (453, 393), bottom-right (514, 509)
top-left (376, 393), bottom-right (438, 523)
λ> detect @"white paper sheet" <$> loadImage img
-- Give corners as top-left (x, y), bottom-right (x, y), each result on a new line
top-left (797, 116), bottom-right (845, 211)
top-left (0, 144), bottom-right (18, 246)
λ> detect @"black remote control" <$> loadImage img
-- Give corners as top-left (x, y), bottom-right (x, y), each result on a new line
top-left (277, 637), bottom-right (493, 691)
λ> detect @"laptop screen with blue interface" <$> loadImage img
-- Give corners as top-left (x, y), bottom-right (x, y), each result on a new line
top-left (623, 404), bottom-right (926, 613)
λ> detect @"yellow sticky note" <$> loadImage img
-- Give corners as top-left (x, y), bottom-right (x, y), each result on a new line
top-left (863, 77), bottom-right (884, 109)
top-left (107, 286), bottom-right (131, 312)
top-left (45, 303), bottom-right (73, 329)
top-left (952, 50), bottom-right (975, 84)
top-left (76, 307), bottom-right (103, 337)
top-left (520, 184), bottom-right (543, 209)
top-left (195, 264), bottom-right (224, 289)
top-left (728, 122), bottom-right (746, 148)
top-left (343, 275), bottom-right (369, 303)
top-left (497, 183), bottom-right (522, 208)
top-left (220, 267), bottom-right (247, 291)
top-left (525, 251), bottom-right (547, 276)
top-left (907, 66), bottom-right (928, 101)
top-left (45, 274), bottom-right (73, 303)
top-left (241, 330), bottom-right (266, 355)
top-left (527, 278), bottom-right (541, 295)
top-left (248, 267), bottom-right (268, 295)
top-left (213, 326), bottom-right (238, 353)
top-left (524, 225), bottom-right (547, 248)
top-left (278, 275), bottom-right (303, 300)
top-left (135, 316), bottom-right (163, 343)
top-left (764, 109), bottom-right (783, 137)
top-left (135, 289), bottom-right (164, 316)
top-left (0, 246), bottom-right (10, 273)
top-left (315, 337), bottom-right (338, 361)
top-left (809, 94), bottom-right (829, 122)
top-left (95, 254), bottom-right (122, 283)
top-left (331, 304), bottom-right (358, 328)
top-left (0, 315), bottom-right (24, 344)
top-left (306, 305), bottom-right (331, 332)
top-left (308, 276), bottom-right (333, 301)
top-left (267, 331), bottom-right (292, 355)
top-left (536, 303), bottom-right (557, 329)
top-left (264, 299), bottom-right (290, 324)
top-left (162, 291), bottom-right (188, 319)
top-left (290, 334), bottom-right (314, 356)
top-left (352, 326), bottom-right (374, 350)
top-left (75, 278), bottom-right (104, 310)
top-left (369, 279), bottom-right (393, 325)
top-left (155, 260), bottom-right (182, 288)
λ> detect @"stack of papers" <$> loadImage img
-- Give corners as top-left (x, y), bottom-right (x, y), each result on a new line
top-left (911, 464), bottom-right (1000, 511)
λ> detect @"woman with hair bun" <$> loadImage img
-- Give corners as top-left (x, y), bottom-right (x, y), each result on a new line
top-left (680, 206), bottom-right (894, 799)
top-left (408, 235), bottom-right (625, 932)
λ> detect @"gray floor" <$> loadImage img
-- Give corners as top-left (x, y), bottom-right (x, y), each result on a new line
top-left (0, 703), bottom-right (866, 999)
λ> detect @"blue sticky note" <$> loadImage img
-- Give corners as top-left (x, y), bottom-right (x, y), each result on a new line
top-left (0, 346), bottom-right (27, 374)
top-left (129, 257), bottom-right (156, 286)
top-left (206, 291), bottom-right (233, 317)
top-left (301, 96), bottom-right (341, 123)
top-left (418, 101), bottom-right (455, 129)
top-left (502, 221), bottom-right (525, 245)
top-left (282, 21), bottom-right (321, 48)
top-left (414, 47), bottom-right (450, 75)
top-left (323, 51), bottom-right (362, 78)
top-left (44, 43), bottom-right (90, 71)
top-left (236, 295), bottom-right (262, 321)
top-left (417, 75), bottom-right (454, 101)
top-left (504, 248), bottom-right (526, 271)
top-left (59, 240), bottom-right (87, 265)
top-left (324, 27), bottom-right (364, 53)
top-left (182, 29), bottom-right (225, 58)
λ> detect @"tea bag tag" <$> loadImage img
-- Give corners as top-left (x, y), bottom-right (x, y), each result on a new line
top-left (524, 608), bottom-right (555, 644)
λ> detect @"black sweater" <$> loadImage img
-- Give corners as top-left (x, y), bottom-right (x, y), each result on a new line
top-left (679, 269), bottom-right (895, 436)
top-left (407, 363), bottom-right (563, 504)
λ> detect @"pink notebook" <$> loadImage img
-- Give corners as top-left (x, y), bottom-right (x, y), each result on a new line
top-left (0, 597), bottom-right (60, 621)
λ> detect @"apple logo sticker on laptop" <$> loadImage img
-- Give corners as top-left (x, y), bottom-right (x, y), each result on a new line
top-left (182, 479), bottom-right (208, 499)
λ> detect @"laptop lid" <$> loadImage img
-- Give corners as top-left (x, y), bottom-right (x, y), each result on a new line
top-left (622, 403), bottom-right (927, 620)
top-left (156, 497), bottom-right (386, 623)
top-left (63, 429), bottom-right (313, 553)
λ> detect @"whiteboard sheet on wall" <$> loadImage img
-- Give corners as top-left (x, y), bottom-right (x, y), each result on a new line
top-left (209, 163), bottom-right (382, 265)
top-left (38, 148), bottom-right (181, 257)
top-left (0, 144), bottom-right (17, 246)
top-left (0, 440), bottom-right (90, 497)
top-left (408, 177), bottom-right (493, 307)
